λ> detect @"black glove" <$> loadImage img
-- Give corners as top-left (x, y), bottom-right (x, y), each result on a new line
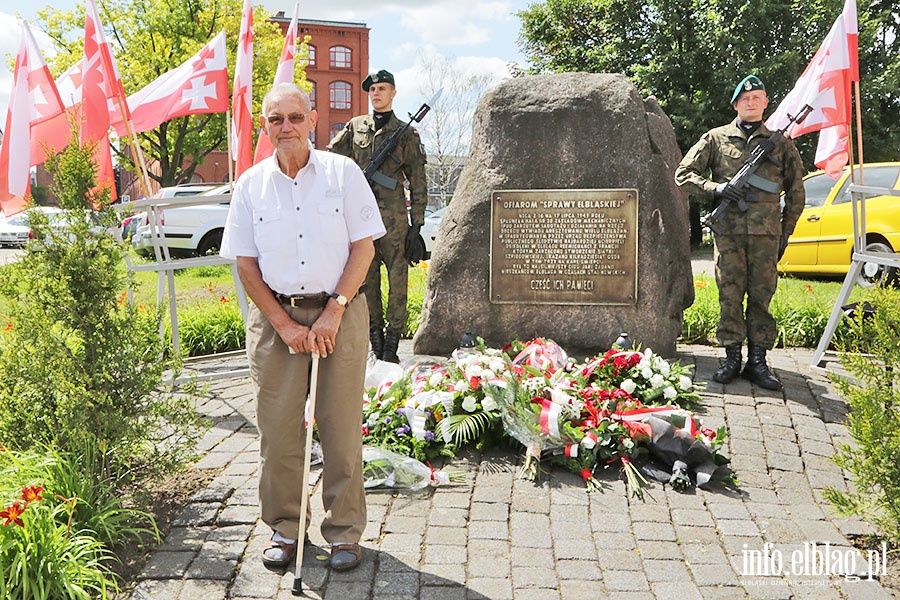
top-left (714, 182), bottom-right (744, 203)
top-left (404, 223), bottom-right (425, 264)
top-left (777, 232), bottom-right (790, 261)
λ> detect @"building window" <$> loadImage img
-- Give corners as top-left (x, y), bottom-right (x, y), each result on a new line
top-left (330, 45), bottom-right (352, 69)
top-left (309, 80), bottom-right (316, 109)
top-left (306, 45), bottom-right (316, 67)
top-left (329, 123), bottom-right (344, 141)
top-left (329, 81), bottom-right (352, 110)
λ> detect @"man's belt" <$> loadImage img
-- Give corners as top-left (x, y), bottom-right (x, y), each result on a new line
top-left (274, 284), bottom-right (366, 309)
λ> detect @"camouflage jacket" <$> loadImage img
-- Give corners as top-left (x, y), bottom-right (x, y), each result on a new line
top-left (327, 112), bottom-right (428, 226)
top-left (674, 120), bottom-right (806, 237)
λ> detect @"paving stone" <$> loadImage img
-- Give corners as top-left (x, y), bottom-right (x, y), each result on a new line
top-left (597, 548), bottom-right (643, 571)
top-left (651, 581), bottom-right (704, 600)
top-left (636, 540), bottom-right (681, 560)
top-left (468, 501), bottom-right (508, 521)
top-left (139, 550), bottom-right (195, 579)
top-left (511, 565), bottom-right (558, 588)
top-left (558, 580), bottom-right (606, 599)
top-left (602, 568), bottom-right (651, 591)
top-left (130, 579), bottom-right (184, 599)
top-left (466, 577), bottom-right (513, 599)
top-left (643, 558), bottom-right (692, 582)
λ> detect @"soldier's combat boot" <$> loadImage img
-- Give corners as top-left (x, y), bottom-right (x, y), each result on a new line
top-left (742, 345), bottom-right (782, 390)
top-left (383, 331), bottom-right (401, 364)
top-left (369, 327), bottom-right (384, 360)
top-left (712, 344), bottom-right (742, 384)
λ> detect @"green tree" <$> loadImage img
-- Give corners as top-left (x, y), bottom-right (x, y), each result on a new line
top-left (517, 0), bottom-right (899, 167)
top-left (34, 0), bottom-right (308, 189)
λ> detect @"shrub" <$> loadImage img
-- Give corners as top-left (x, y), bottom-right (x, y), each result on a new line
top-left (824, 287), bottom-right (900, 543)
top-left (0, 138), bottom-right (204, 484)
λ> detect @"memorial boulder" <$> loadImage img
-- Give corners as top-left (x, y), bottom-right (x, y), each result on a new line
top-left (413, 73), bottom-right (693, 357)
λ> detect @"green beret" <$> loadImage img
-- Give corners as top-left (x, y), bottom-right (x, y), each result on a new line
top-left (362, 69), bottom-right (395, 92)
top-left (731, 75), bottom-right (765, 104)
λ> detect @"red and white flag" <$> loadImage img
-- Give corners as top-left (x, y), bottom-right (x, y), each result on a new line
top-left (111, 31), bottom-right (229, 136)
top-left (231, 0), bottom-right (254, 178)
top-left (766, 0), bottom-right (859, 178)
top-left (0, 20), bottom-right (66, 216)
top-left (82, 0), bottom-right (130, 199)
top-left (29, 60), bottom-right (85, 167)
top-left (254, 2), bottom-right (299, 164)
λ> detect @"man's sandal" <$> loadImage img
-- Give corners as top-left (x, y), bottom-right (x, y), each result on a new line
top-left (262, 539), bottom-right (297, 569)
top-left (330, 542), bottom-right (362, 571)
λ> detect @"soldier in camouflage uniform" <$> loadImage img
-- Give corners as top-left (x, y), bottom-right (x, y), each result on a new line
top-left (328, 69), bottom-right (428, 363)
top-left (675, 75), bottom-right (805, 390)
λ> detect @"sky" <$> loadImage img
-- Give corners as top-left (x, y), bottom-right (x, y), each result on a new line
top-left (0, 0), bottom-right (534, 126)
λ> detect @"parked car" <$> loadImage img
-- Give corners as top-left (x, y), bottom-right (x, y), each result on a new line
top-left (0, 207), bottom-right (64, 247)
top-left (778, 163), bottom-right (900, 287)
top-left (132, 184), bottom-right (231, 258)
top-left (420, 206), bottom-right (446, 258)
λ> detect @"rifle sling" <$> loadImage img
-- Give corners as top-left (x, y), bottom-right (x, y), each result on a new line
top-left (370, 170), bottom-right (398, 190)
top-left (746, 173), bottom-right (780, 194)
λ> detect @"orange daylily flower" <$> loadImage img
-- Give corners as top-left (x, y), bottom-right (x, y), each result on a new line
top-left (805, 284), bottom-right (814, 292)
top-left (0, 501), bottom-right (26, 527)
top-left (694, 280), bottom-right (708, 289)
top-left (20, 485), bottom-right (44, 503)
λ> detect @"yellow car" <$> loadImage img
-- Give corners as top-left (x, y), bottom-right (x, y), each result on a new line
top-left (778, 163), bottom-right (900, 287)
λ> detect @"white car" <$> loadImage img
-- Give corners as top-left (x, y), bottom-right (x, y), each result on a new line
top-left (0, 207), bottom-right (64, 247)
top-left (132, 184), bottom-right (231, 258)
top-left (420, 206), bottom-right (445, 258)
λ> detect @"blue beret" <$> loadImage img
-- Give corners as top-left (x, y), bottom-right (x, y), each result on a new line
top-left (731, 75), bottom-right (765, 104)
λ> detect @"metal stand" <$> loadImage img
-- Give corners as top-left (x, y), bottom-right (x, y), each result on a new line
top-left (811, 183), bottom-right (900, 370)
top-left (115, 193), bottom-right (250, 382)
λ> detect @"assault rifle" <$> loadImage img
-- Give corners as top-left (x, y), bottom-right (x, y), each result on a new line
top-left (363, 89), bottom-right (442, 190)
top-left (702, 103), bottom-right (814, 236)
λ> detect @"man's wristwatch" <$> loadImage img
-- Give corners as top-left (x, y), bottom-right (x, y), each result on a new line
top-left (330, 292), bottom-right (348, 307)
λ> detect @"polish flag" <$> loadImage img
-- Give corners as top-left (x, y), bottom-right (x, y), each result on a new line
top-left (254, 3), bottom-right (299, 164)
top-left (766, 0), bottom-right (858, 178)
top-left (111, 31), bottom-right (229, 136)
top-left (0, 21), bottom-right (66, 216)
top-left (231, 0), bottom-right (254, 178)
top-left (82, 0), bottom-right (131, 199)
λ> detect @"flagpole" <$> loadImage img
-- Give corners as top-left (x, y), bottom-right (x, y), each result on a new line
top-left (226, 108), bottom-right (235, 188)
top-left (115, 95), bottom-right (153, 199)
top-left (853, 81), bottom-right (864, 184)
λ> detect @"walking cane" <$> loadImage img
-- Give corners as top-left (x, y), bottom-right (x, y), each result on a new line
top-left (292, 351), bottom-right (320, 596)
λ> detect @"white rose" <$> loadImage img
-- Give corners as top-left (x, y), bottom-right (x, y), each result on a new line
top-left (455, 379), bottom-right (468, 392)
top-left (461, 396), bottom-right (477, 412)
top-left (620, 379), bottom-right (637, 394)
top-left (481, 369), bottom-right (495, 380)
top-left (657, 359), bottom-right (671, 377)
top-left (429, 373), bottom-right (444, 387)
top-left (490, 358), bottom-right (505, 372)
top-left (641, 367), bottom-right (654, 380)
top-left (466, 365), bottom-right (484, 379)
top-left (650, 373), bottom-right (665, 388)
top-left (663, 386), bottom-right (677, 400)
top-left (679, 375), bottom-right (693, 391)
top-left (481, 397), bottom-right (498, 412)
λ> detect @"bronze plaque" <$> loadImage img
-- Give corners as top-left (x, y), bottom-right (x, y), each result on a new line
top-left (490, 189), bottom-right (638, 305)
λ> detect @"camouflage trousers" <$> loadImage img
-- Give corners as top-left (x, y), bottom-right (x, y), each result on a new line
top-left (366, 215), bottom-right (408, 336)
top-left (714, 233), bottom-right (779, 348)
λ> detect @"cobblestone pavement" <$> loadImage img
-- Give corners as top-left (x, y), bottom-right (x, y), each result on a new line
top-left (128, 342), bottom-right (894, 600)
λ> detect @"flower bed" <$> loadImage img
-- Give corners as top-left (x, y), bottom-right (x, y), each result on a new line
top-left (363, 338), bottom-right (736, 497)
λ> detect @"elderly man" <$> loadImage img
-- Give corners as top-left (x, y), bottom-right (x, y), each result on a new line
top-left (328, 69), bottom-right (428, 363)
top-left (675, 75), bottom-right (805, 390)
top-left (221, 82), bottom-right (385, 572)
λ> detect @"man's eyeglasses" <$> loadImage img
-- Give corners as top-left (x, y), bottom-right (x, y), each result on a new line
top-left (266, 113), bottom-right (309, 126)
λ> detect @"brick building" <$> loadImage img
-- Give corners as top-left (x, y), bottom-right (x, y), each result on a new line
top-left (188, 14), bottom-right (370, 187)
